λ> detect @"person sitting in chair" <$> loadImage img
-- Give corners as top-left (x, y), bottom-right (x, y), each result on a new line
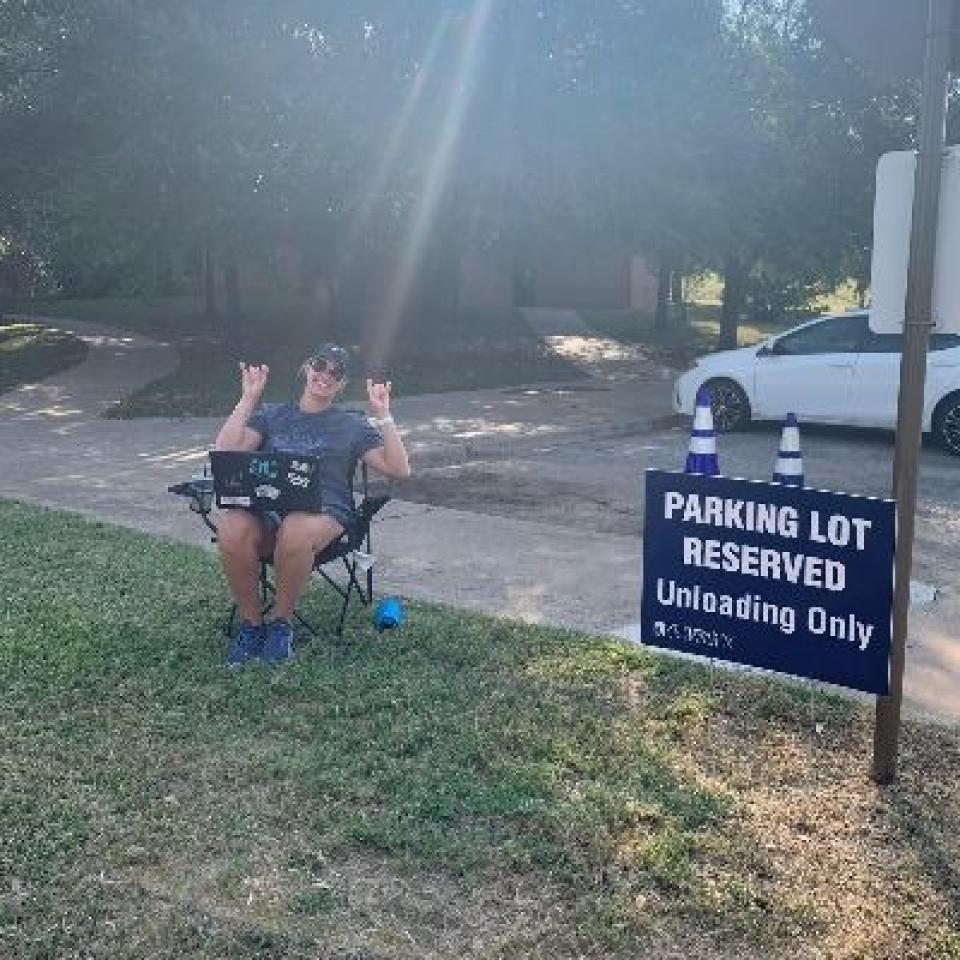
top-left (213, 343), bottom-right (411, 667)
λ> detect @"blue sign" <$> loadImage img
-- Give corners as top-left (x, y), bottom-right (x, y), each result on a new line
top-left (640, 470), bottom-right (895, 695)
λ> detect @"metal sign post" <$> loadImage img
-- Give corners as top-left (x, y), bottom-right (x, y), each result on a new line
top-left (871, 0), bottom-right (954, 784)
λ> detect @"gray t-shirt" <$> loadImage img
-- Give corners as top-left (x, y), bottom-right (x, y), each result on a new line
top-left (247, 402), bottom-right (383, 528)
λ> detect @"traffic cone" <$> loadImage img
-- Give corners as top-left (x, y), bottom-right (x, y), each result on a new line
top-left (773, 412), bottom-right (804, 486)
top-left (685, 385), bottom-right (720, 476)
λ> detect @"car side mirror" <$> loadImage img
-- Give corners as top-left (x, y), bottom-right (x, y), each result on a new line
top-left (759, 340), bottom-right (783, 357)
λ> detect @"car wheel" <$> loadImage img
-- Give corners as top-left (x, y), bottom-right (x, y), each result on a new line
top-left (934, 392), bottom-right (960, 456)
top-left (704, 378), bottom-right (751, 432)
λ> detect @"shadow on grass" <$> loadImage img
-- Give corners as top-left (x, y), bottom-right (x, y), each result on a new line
top-left (0, 322), bottom-right (88, 395)
top-left (0, 500), bottom-right (873, 957)
top-left (104, 335), bottom-right (585, 419)
top-left (4, 298), bottom-right (587, 417)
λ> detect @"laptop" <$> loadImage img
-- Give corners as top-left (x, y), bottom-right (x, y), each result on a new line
top-left (208, 450), bottom-right (323, 513)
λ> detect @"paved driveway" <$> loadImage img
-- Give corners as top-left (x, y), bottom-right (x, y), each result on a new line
top-left (2, 316), bottom-right (958, 723)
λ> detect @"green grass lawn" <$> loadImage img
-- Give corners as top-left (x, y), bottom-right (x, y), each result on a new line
top-left (4, 298), bottom-right (583, 417)
top-left (0, 322), bottom-right (88, 394)
top-left (2, 500), bottom-right (959, 959)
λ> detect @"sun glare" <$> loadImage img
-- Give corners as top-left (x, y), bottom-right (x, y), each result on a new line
top-left (338, 13), bottom-right (456, 278)
top-left (367, 0), bottom-right (496, 370)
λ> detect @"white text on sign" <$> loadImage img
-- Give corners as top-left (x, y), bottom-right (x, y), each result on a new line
top-left (664, 491), bottom-right (874, 550)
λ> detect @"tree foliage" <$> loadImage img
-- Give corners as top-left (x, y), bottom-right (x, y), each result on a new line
top-left (0, 0), bottom-right (922, 342)
top-left (708, 0), bottom-right (915, 341)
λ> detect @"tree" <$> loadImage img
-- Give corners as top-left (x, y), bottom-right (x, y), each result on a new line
top-left (707, 0), bottom-right (915, 346)
top-left (0, 0), bottom-right (923, 354)
top-left (1, 3), bottom-right (414, 317)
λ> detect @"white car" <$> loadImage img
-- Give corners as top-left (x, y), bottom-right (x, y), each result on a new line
top-left (673, 311), bottom-right (960, 455)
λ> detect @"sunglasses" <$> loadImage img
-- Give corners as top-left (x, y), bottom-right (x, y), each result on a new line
top-left (306, 357), bottom-right (346, 381)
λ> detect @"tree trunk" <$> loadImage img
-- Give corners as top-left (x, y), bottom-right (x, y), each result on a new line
top-left (719, 257), bottom-right (746, 350)
top-left (513, 265), bottom-right (535, 307)
top-left (443, 236), bottom-right (461, 320)
top-left (203, 246), bottom-right (218, 325)
top-left (224, 251), bottom-right (241, 319)
top-left (654, 256), bottom-right (671, 330)
top-left (327, 275), bottom-right (342, 337)
top-left (154, 248), bottom-right (174, 297)
top-left (670, 270), bottom-right (687, 321)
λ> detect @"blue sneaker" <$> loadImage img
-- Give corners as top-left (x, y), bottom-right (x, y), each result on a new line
top-left (262, 618), bottom-right (294, 664)
top-left (227, 620), bottom-right (264, 668)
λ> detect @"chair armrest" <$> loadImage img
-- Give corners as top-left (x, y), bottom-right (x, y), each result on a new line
top-left (168, 481), bottom-right (202, 498)
top-left (168, 478), bottom-right (217, 533)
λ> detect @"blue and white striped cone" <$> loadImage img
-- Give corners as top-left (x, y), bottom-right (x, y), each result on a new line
top-left (773, 412), bottom-right (804, 486)
top-left (685, 385), bottom-right (720, 476)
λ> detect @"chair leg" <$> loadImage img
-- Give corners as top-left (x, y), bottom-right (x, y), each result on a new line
top-left (335, 558), bottom-right (375, 637)
top-left (292, 606), bottom-right (320, 641)
top-left (227, 554), bottom-right (376, 646)
top-left (259, 562), bottom-right (275, 617)
top-left (336, 593), bottom-right (350, 636)
top-left (344, 559), bottom-right (365, 604)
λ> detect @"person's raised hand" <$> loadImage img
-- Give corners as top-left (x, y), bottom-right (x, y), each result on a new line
top-left (366, 378), bottom-right (392, 419)
top-left (240, 363), bottom-right (269, 404)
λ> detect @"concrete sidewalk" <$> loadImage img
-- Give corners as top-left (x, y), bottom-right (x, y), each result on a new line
top-left (2, 315), bottom-right (958, 725)
top-left (0, 317), bottom-right (647, 634)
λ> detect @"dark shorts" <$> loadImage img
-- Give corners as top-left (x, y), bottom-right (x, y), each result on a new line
top-left (261, 508), bottom-right (352, 536)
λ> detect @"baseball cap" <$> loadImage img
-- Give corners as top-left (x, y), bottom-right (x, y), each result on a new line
top-left (306, 343), bottom-right (349, 380)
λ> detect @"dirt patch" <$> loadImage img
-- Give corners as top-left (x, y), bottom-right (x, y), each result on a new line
top-left (670, 695), bottom-right (960, 960)
top-left (392, 463), bottom-right (642, 536)
top-left (121, 853), bottom-right (571, 959)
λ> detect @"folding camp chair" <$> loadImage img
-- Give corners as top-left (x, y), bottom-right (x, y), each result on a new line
top-left (169, 462), bottom-right (390, 641)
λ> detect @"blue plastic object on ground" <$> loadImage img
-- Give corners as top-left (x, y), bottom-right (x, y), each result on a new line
top-left (373, 596), bottom-right (405, 632)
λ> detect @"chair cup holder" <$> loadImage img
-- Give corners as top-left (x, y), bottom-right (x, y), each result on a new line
top-left (351, 550), bottom-right (376, 573)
